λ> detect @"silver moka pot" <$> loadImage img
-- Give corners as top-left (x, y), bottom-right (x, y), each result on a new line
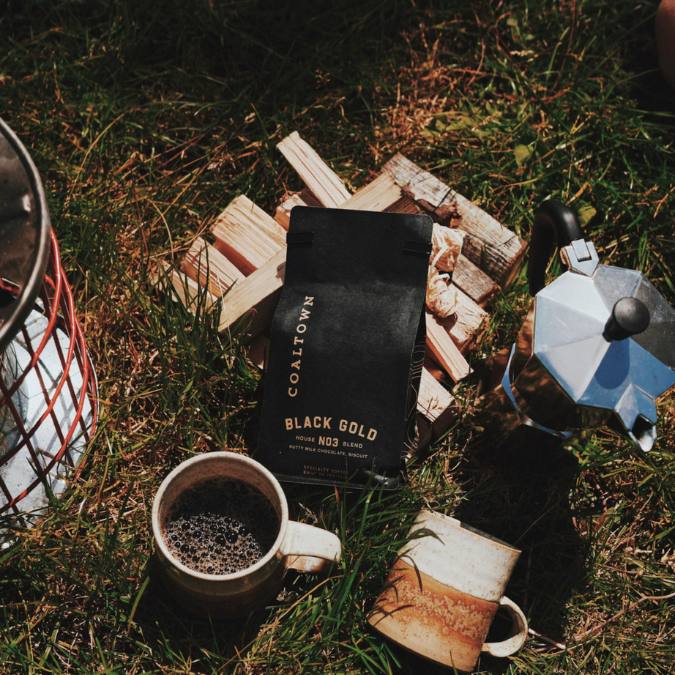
top-left (479, 200), bottom-right (675, 452)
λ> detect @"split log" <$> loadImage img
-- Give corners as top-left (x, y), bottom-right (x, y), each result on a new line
top-left (423, 352), bottom-right (447, 382)
top-left (452, 255), bottom-right (500, 307)
top-left (275, 188), bottom-right (323, 229)
top-left (175, 137), bottom-right (499, 390)
top-left (217, 248), bottom-right (286, 338)
top-left (337, 172), bottom-right (404, 212)
top-left (212, 194), bottom-right (286, 275)
top-left (167, 133), bottom-right (506, 448)
top-left (415, 368), bottom-right (460, 450)
top-left (445, 287), bottom-right (489, 353)
top-left (182, 237), bottom-right (243, 297)
top-left (277, 131), bottom-right (351, 208)
top-left (425, 311), bottom-right (472, 382)
top-left (381, 153), bottom-right (527, 287)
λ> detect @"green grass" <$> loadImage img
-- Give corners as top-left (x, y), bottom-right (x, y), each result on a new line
top-left (1, 0), bottom-right (675, 672)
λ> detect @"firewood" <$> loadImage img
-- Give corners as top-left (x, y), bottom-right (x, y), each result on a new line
top-left (453, 254), bottom-right (500, 307)
top-left (212, 194), bottom-right (286, 275)
top-left (275, 188), bottom-right (323, 229)
top-left (423, 352), bottom-right (447, 382)
top-left (418, 367), bottom-right (458, 425)
top-left (425, 311), bottom-right (472, 382)
top-left (450, 191), bottom-right (527, 289)
top-left (169, 133), bottom-right (518, 448)
top-left (415, 368), bottom-right (460, 449)
top-left (217, 247), bottom-right (286, 338)
top-left (381, 153), bottom-right (527, 287)
top-left (337, 172), bottom-right (402, 211)
top-left (277, 131), bottom-right (351, 208)
top-left (190, 138), bottom-right (495, 387)
top-left (182, 237), bottom-right (243, 296)
top-left (445, 287), bottom-right (488, 353)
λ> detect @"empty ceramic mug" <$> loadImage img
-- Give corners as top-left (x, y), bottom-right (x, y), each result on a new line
top-left (152, 451), bottom-right (342, 619)
top-left (368, 510), bottom-right (528, 671)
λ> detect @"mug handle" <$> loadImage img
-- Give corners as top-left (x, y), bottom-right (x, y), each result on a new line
top-left (280, 521), bottom-right (342, 573)
top-left (481, 596), bottom-right (529, 658)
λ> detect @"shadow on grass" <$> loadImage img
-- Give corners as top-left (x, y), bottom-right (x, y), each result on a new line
top-left (631, 68), bottom-right (675, 116)
top-left (131, 555), bottom-right (273, 667)
top-left (449, 428), bottom-right (590, 670)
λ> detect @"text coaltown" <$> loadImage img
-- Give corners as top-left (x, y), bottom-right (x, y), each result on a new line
top-left (287, 296), bottom-right (314, 398)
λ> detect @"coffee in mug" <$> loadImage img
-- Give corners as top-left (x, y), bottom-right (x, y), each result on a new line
top-left (152, 452), bottom-right (342, 619)
top-left (162, 477), bottom-right (279, 575)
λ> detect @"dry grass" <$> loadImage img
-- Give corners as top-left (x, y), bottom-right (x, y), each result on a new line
top-left (1, 0), bottom-right (674, 672)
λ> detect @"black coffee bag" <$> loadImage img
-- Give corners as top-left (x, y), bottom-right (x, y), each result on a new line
top-left (257, 206), bottom-right (433, 488)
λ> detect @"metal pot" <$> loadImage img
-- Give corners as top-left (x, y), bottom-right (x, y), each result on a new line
top-left (479, 200), bottom-right (675, 451)
top-left (0, 118), bottom-right (49, 457)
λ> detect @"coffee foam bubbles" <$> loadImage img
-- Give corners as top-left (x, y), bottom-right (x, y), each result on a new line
top-left (162, 477), bottom-right (279, 575)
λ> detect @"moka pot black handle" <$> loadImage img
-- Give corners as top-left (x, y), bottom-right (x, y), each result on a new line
top-left (528, 199), bottom-right (584, 296)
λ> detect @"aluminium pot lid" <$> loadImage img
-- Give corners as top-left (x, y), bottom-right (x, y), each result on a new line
top-left (532, 265), bottom-right (675, 427)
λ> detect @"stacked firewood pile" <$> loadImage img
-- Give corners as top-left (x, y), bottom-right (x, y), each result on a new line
top-left (163, 132), bottom-right (526, 449)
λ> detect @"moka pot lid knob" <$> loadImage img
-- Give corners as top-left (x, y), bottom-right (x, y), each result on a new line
top-left (604, 298), bottom-right (650, 342)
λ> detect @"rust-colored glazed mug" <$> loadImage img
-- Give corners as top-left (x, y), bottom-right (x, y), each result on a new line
top-left (152, 452), bottom-right (342, 619)
top-left (368, 510), bottom-right (528, 672)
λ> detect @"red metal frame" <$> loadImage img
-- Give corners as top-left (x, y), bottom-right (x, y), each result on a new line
top-left (0, 229), bottom-right (98, 514)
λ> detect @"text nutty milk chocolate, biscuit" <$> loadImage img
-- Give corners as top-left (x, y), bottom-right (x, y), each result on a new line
top-left (257, 206), bottom-right (433, 488)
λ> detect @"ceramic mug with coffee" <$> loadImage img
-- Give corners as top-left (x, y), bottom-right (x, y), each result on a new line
top-left (152, 451), bottom-right (342, 619)
top-left (368, 510), bottom-right (528, 671)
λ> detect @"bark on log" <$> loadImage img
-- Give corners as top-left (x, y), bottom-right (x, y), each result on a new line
top-left (453, 254), bottom-right (500, 307)
top-left (381, 153), bottom-right (527, 287)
